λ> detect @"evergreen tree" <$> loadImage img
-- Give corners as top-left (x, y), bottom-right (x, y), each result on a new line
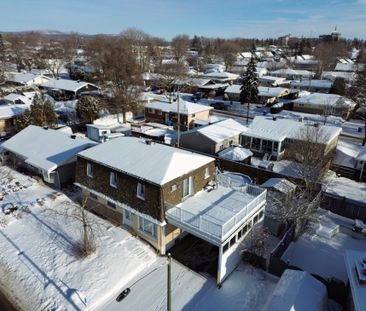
top-left (240, 57), bottom-right (258, 123)
top-left (14, 93), bottom-right (57, 132)
top-left (76, 96), bottom-right (100, 123)
top-left (330, 77), bottom-right (346, 96)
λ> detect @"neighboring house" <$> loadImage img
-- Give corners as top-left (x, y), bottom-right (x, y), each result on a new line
top-left (345, 250), bottom-right (366, 311)
top-left (268, 269), bottom-right (327, 311)
top-left (289, 79), bottom-right (333, 93)
top-left (225, 84), bottom-right (289, 105)
top-left (334, 62), bottom-right (363, 72)
top-left (322, 71), bottom-right (356, 82)
top-left (258, 76), bottom-right (286, 87)
top-left (290, 93), bottom-right (356, 119)
top-left (240, 116), bottom-right (342, 160)
top-left (1, 125), bottom-right (96, 188)
top-left (200, 71), bottom-right (239, 84)
top-left (145, 97), bottom-right (213, 130)
top-left (5, 72), bottom-right (50, 86)
top-left (75, 136), bottom-right (267, 284)
top-left (270, 69), bottom-right (315, 80)
top-left (174, 77), bottom-right (228, 94)
top-left (0, 92), bottom-right (36, 134)
top-left (180, 118), bottom-right (247, 155)
top-left (355, 147), bottom-right (366, 181)
top-left (40, 78), bottom-right (99, 100)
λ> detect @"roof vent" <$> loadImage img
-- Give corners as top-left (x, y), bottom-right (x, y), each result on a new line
top-left (313, 123), bottom-right (319, 128)
top-left (272, 117), bottom-right (277, 121)
top-left (145, 139), bottom-right (152, 145)
top-left (43, 126), bottom-right (49, 130)
top-left (70, 134), bottom-right (76, 139)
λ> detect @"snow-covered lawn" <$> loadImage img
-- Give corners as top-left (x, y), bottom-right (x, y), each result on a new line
top-left (0, 167), bottom-right (156, 310)
top-left (103, 259), bottom-right (278, 311)
top-left (282, 210), bottom-right (366, 282)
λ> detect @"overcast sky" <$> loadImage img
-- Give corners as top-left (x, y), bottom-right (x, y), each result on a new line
top-left (1, 0), bottom-right (366, 39)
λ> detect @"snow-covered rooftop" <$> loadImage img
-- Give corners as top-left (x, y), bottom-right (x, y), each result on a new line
top-left (270, 68), bottom-right (315, 77)
top-left (292, 93), bottom-right (356, 108)
top-left (146, 97), bottom-right (213, 115)
top-left (196, 118), bottom-right (247, 143)
top-left (225, 85), bottom-right (288, 98)
top-left (243, 116), bottom-right (342, 143)
top-left (268, 269), bottom-right (327, 311)
top-left (41, 79), bottom-right (98, 92)
top-left (345, 250), bottom-right (366, 311)
top-left (6, 72), bottom-right (49, 84)
top-left (356, 146), bottom-right (366, 162)
top-left (261, 178), bottom-right (296, 194)
top-left (78, 137), bottom-right (215, 185)
top-left (217, 146), bottom-right (253, 161)
top-left (290, 79), bottom-right (332, 89)
top-left (2, 125), bottom-right (96, 173)
top-left (322, 176), bottom-right (366, 204)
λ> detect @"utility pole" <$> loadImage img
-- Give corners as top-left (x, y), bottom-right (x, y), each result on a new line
top-left (177, 93), bottom-right (181, 147)
top-left (167, 253), bottom-right (172, 311)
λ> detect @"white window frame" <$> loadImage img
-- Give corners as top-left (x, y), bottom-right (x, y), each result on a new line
top-left (86, 162), bottom-right (93, 177)
top-left (182, 176), bottom-right (193, 198)
top-left (123, 209), bottom-right (132, 226)
top-left (137, 182), bottom-right (145, 200)
top-left (139, 217), bottom-right (157, 239)
top-left (204, 167), bottom-right (210, 179)
top-left (110, 171), bottom-right (117, 188)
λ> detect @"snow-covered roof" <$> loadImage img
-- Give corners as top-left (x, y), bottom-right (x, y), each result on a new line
top-left (2, 93), bottom-right (23, 102)
top-left (322, 71), bottom-right (356, 82)
top-left (345, 250), bottom-right (366, 311)
top-left (1, 92), bottom-right (36, 106)
top-left (243, 116), bottom-right (342, 143)
top-left (146, 98), bottom-right (213, 115)
top-left (270, 68), bottom-right (315, 77)
top-left (290, 79), bottom-right (332, 89)
top-left (201, 71), bottom-right (239, 80)
top-left (196, 118), bottom-right (247, 143)
top-left (78, 137), bottom-right (215, 185)
top-left (225, 85), bottom-right (288, 98)
top-left (41, 79), bottom-right (98, 93)
top-left (0, 104), bottom-right (28, 119)
top-left (6, 72), bottom-right (49, 84)
top-left (292, 93), bottom-right (356, 109)
top-left (2, 125), bottom-right (96, 173)
top-left (261, 178), bottom-right (296, 194)
top-left (323, 177), bottom-right (366, 204)
top-left (356, 147), bottom-right (366, 162)
top-left (217, 146), bottom-right (253, 161)
top-left (268, 269), bottom-right (327, 311)
top-left (259, 76), bottom-right (286, 84)
top-left (335, 62), bottom-right (362, 72)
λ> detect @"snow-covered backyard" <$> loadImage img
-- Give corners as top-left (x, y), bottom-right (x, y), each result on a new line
top-left (0, 167), bottom-right (279, 310)
top-left (282, 210), bottom-right (366, 283)
top-left (0, 167), bottom-right (156, 310)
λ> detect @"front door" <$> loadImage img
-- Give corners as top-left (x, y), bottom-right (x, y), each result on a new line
top-left (123, 210), bottom-right (132, 227)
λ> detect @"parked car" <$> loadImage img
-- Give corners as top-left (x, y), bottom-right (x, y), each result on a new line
top-left (210, 102), bottom-right (227, 110)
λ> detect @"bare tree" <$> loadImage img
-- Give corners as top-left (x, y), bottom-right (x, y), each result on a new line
top-left (285, 125), bottom-right (332, 195)
top-left (102, 38), bottom-right (144, 122)
top-left (171, 35), bottom-right (190, 63)
top-left (46, 194), bottom-right (104, 258)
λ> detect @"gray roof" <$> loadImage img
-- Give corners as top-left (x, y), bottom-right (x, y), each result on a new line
top-left (2, 125), bottom-right (96, 172)
top-left (261, 178), bottom-right (296, 194)
top-left (41, 79), bottom-right (98, 92)
top-left (78, 137), bottom-right (215, 185)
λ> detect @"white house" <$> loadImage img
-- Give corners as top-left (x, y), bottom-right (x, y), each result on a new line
top-left (6, 72), bottom-right (50, 86)
top-left (290, 80), bottom-right (333, 93)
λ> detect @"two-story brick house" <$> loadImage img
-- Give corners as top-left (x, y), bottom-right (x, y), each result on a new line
top-left (144, 97), bottom-right (213, 131)
top-left (75, 137), bottom-right (216, 254)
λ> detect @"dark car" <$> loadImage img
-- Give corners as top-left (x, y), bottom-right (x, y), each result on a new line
top-left (116, 288), bottom-right (131, 302)
top-left (210, 102), bottom-right (227, 110)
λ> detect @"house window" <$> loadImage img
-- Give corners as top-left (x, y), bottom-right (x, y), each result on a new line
top-left (137, 182), bottom-right (145, 200)
top-left (171, 184), bottom-right (177, 192)
top-left (204, 167), bottom-right (210, 179)
top-left (242, 225), bottom-right (248, 235)
top-left (229, 236), bottom-right (236, 247)
top-left (262, 140), bottom-right (272, 153)
top-left (182, 177), bottom-right (193, 198)
top-left (258, 210), bottom-right (264, 220)
top-left (157, 109), bottom-right (163, 115)
top-left (107, 201), bottom-right (116, 209)
top-left (148, 108), bottom-right (155, 114)
top-left (253, 214), bottom-right (259, 224)
top-left (86, 162), bottom-right (93, 177)
top-left (219, 145), bottom-right (224, 151)
top-left (192, 113), bottom-right (196, 118)
top-left (223, 242), bottom-right (229, 253)
top-left (139, 217), bottom-right (157, 238)
top-left (273, 141), bottom-right (279, 152)
top-left (252, 138), bottom-right (261, 150)
top-left (238, 230), bottom-right (242, 240)
top-left (110, 172), bottom-right (117, 188)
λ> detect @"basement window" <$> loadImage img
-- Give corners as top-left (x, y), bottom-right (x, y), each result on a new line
top-left (86, 162), bottom-right (93, 177)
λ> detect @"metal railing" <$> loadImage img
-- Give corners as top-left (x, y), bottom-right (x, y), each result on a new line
top-left (166, 185), bottom-right (266, 241)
